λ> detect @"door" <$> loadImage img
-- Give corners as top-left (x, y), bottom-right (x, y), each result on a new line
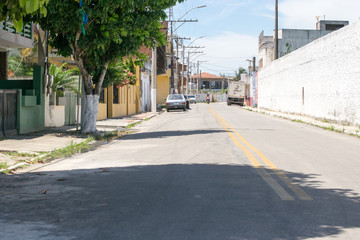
top-left (0, 90), bottom-right (18, 136)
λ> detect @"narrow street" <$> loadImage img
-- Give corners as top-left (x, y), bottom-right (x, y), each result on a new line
top-left (1, 103), bottom-right (360, 240)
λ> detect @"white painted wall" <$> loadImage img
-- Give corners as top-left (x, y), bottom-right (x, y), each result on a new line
top-left (258, 20), bottom-right (360, 125)
top-left (46, 106), bottom-right (65, 127)
top-left (45, 94), bottom-right (65, 127)
top-left (141, 72), bottom-right (151, 113)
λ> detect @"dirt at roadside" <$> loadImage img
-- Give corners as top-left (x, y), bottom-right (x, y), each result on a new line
top-left (0, 152), bottom-right (40, 171)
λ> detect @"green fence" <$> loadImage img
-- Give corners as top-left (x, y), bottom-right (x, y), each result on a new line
top-left (2, 20), bottom-right (33, 39)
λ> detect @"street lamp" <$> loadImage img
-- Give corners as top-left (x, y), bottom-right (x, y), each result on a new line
top-left (187, 35), bottom-right (206, 47)
top-left (171, 5), bottom-right (207, 29)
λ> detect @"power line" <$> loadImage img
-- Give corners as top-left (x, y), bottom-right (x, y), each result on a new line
top-left (202, 62), bottom-right (237, 71)
top-left (202, 55), bottom-right (253, 59)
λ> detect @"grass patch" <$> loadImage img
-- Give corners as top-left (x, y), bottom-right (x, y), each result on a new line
top-left (3, 152), bottom-right (38, 158)
top-left (94, 131), bottom-right (120, 141)
top-left (126, 121), bottom-right (141, 129)
top-left (0, 162), bottom-right (9, 169)
top-left (320, 125), bottom-right (335, 132)
top-left (33, 137), bottom-right (94, 164)
top-left (322, 119), bottom-right (329, 123)
top-left (292, 119), bottom-right (304, 123)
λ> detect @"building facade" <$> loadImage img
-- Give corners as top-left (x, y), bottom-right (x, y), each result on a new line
top-left (258, 20), bottom-right (349, 69)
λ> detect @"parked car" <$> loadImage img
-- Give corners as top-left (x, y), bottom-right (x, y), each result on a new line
top-left (182, 95), bottom-right (190, 109)
top-left (188, 95), bottom-right (196, 104)
top-left (166, 94), bottom-right (187, 112)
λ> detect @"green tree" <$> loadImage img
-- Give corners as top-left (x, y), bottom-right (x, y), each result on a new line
top-left (102, 57), bottom-right (138, 88)
top-left (38, 0), bottom-right (183, 133)
top-left (8, 48), bottom-right (34, 77)
top-left (0, 0), bottom-right (49, 32)
top-left (49, 63), bottom-right (79, 97)
top-left (234, 67), bottom-right (247, 80)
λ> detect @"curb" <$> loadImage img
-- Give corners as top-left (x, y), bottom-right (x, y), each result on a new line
top-left (1, 112), bottom-right (160, 174)
top-left (243, 107), bottom-right (360, 137)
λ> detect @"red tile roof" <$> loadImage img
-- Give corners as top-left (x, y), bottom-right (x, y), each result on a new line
top-left (190, 72), bottom-right (223, 79)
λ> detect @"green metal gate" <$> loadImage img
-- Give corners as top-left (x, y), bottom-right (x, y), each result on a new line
top-left (0, 90), bottom-right (18, 136)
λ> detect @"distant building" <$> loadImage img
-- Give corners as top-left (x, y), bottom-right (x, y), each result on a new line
top-left (258, 20), bottom-right (349, 68)
top-left (191, 72), bottom-right (228, 91)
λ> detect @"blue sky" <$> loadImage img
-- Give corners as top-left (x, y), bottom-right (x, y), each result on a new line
top-left (172, 0), bottom-right (360, 76)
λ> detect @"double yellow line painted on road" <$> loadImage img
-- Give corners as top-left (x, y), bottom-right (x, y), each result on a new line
top-left (209, 107), bottom-right (312, 201)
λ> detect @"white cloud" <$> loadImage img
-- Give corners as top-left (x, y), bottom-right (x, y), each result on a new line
top-left (279, 0), bottom-right (360, 29)
top-left (193, 32), bottom-right (258, 75)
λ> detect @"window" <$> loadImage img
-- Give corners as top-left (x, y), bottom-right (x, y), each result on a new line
top-left (113, 84), bottom-right (119, 104)
top-left (99, 89), bottom-right (105, 103)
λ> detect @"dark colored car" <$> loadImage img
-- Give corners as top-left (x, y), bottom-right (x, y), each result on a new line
top-left (182, 95), bottom-right (190, 109)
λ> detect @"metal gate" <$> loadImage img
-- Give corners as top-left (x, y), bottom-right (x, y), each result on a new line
top-left (0, 90), bottom-right (18, 136)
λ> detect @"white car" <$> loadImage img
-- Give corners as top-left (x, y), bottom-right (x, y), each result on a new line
top-left (188, 95), bottom-right (196, 104)
top-left (166, 94), bottom-right (187, 112)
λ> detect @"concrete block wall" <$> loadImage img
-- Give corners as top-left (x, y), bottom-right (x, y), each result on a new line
top-left (258, 20), bottom-right (360, 125)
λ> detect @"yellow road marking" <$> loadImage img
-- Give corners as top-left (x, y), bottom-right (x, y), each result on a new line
top-left (209, 108), bottom-right (295, 201)
top-left (210, 107), bottom-right (312, 201)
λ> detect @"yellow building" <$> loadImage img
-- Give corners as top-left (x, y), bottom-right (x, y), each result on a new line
top-left (157, 68), bottom-right (171, 105)
top-left (97, 65), bottom-right (141, 120)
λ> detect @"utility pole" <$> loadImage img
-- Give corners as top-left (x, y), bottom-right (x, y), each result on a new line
top-left (175, 38), bottom-right (179, 93)
top-left (186, 51), bottom-right (203, 95)
top-left (196, 61), bottom-right (207, 93)
top-left (169, 19), bottom-right (199, 93)
top-left (252, 57), bottom-right (256, 73)
top-left (187, 51), bottom-right (190, 95)
top-left (169, 7), bottom-right (174, 93)
top-left (181, 43), bottom-right (185, 94)
top-left (274, 0), bottom-right (278, 60)
top-left (151, 47), bottom-right (157, 113)
top-left (221, 74), bottom-right (225, 92)
top-left (174, 37), bottom-right (190, 94)
top-left (197, 61), bottom-right (200, 95)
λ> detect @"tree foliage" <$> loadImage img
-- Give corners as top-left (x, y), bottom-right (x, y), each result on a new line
top-left (8, 49), bottom-right (34, 77)
top-left (38, 0), bottom-right (183, 96)
top-left (0, 0), bottom-right (49, 32)
top-left (234, 67), bottom-right (247, 80)
top-left (102, 57), bottom-right (138, 88)
top-left (49, 63), bottom-right (79, 96)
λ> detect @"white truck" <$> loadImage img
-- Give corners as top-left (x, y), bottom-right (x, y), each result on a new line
top-left (227, 80), bottom-right (246, 106)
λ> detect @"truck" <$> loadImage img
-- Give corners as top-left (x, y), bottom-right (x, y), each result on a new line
top-left (227, 80), bottom-right (246, 106)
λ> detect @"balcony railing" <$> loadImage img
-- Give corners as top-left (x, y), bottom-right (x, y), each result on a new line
top-left (2, 20), bottom-right (33, 40)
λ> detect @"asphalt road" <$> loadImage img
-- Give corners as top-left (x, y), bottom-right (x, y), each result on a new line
top-left (1, 103), bottom-right (360, 240)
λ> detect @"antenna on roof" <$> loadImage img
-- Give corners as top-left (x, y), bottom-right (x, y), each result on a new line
top-left (315, 15), bottom-right (326, 22)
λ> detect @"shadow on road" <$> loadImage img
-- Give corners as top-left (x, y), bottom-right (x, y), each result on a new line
top-left (0, 164), bottom-right (359, 240)
top-left (123, 129), bottom-right (227, 140)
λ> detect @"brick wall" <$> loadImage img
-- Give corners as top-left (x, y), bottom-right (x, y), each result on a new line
top-left (258, 20), bottom-right (360, 125)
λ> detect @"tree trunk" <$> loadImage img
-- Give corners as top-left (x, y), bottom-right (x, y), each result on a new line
top-left (81, 95), bottom-right (99, 133)
top-left (71, 30), bottom-right (109, 133)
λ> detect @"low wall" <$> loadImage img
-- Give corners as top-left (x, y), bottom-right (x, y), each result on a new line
top-left (196, 93), bottom-right (227, 102)
top-left (258, 20), bottom-right (360, 125)
top-left (46, 105), bottom-right (65, 127)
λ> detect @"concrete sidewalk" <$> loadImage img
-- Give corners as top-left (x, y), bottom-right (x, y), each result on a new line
top-left (244, 107), bottom-right (360, 137)
top-left (0, 111), bottom-right (158, 171)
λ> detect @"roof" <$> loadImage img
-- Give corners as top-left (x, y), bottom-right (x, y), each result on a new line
top-left (190, 72), bottom-right (223, 79)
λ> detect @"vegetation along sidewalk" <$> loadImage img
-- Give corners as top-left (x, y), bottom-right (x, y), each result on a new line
top-left (0, 112), bottom-right (158, 174)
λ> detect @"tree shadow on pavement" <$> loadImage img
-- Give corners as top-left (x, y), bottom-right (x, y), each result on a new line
top-left (122, 129), bottom-right (227, 140)
top-left (0, 164), bottom-right (360, 240)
